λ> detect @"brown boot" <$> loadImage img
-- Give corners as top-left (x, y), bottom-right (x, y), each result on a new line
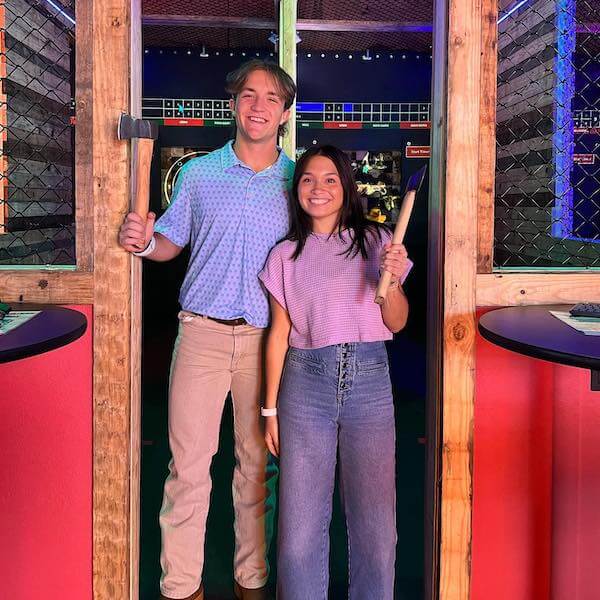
top-left (159, 584), bottom-right (204, 600)
top-left (233, 581), bottom-right (270, 600)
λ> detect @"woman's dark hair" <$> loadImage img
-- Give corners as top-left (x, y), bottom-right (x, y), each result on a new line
top-left (225, 59), bottom-right (296, 137)
top-left (288, 145), bottom-right (386, 259)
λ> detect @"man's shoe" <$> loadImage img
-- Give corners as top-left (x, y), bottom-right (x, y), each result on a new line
top-left (159, 584), bottom-right (204, 600)
top-left (233, 581), bottom-right (269, 600)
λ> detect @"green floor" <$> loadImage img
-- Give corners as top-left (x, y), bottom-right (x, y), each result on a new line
top-left (139, 368), bottom-right (425, 600)
top-left (139, 253), bottom-right (426, 599)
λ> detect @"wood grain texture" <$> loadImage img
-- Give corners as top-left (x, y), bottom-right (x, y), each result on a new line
top-left (92, 0), bottom-right (135, 598)
top-left (477, 0), bottom-right (498, 273)
top-left (129, 1), bottom-right (142, 597)
top-left (0, 270), bottom-right (93, 303)
top-left (440, 0), bottom-right (481, 597)
top-left (75, 0), bottom-right (94, 270)
top-left (0, 1), bottom-right (6, 235)
top-left (279, 0), bottom-right (297, 160)
top-left (477, 273), bottom-right (600, 306)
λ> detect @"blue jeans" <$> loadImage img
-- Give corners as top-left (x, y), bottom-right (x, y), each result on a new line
top-left (277, 342), bottom-right (397, 600)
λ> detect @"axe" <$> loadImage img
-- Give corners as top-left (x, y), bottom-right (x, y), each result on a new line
top-left (117, 113), bottom-right (158, 220)
top-left (375, 165), bottom-right (427, 305)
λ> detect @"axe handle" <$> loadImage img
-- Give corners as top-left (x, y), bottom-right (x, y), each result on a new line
top-left (374, 189), bottom-right (416, 305)
top-left (134, 138), bottom-right (154, 219)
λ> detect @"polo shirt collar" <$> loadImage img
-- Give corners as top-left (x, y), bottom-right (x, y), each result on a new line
top-left (221, 140), bottom-right (292, 179)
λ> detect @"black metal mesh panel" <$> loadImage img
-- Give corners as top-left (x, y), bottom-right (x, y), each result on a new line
top-left (494, 0), bottom-right (600, 269)
top-left (0, 0), bottom-right (75, 266)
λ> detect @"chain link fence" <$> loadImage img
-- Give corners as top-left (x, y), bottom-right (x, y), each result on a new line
top-left (495, 0), bottom-right (600, 268)
top-left (0, 0), bottom-right (75, 266)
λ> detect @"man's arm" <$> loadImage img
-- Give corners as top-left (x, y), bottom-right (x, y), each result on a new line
top-left (118, 211), bottom-right (184, 262)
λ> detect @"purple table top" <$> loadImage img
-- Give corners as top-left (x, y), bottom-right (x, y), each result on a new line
top-left (0, 304), bottom-right (87, 363)
top-left (478, 305), bottom-right (600, 371)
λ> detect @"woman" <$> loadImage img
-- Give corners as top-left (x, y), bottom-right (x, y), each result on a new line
top-left (259, 145), bottom-right (411, 599)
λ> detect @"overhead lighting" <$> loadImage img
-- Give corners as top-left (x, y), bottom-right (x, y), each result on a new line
top-left (44, 0), bottom-right (75, 26)
top-left (362, 49), bottom-right (373, 61)
top-left (498, 0), bottom-right (531, 24)
top-left (200, 45), bottom-right (209, 57)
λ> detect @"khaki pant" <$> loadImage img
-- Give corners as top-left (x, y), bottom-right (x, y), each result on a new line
top-left (159, 312), bottom-right (272, 598)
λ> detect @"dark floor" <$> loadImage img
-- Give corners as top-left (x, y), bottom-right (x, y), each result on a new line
top-left (139, 253), bottom-right (426, 600)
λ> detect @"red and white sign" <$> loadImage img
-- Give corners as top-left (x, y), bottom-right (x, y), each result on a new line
top-left (164, 118), bottom-right (204, 126)
top-left (574, 154), bottom-right (596, 165)
top-left (323, 121), bottom-right (362, 129)
top-left (575, 127), bottom-right (600, 135)
top-left (400, 121), bottom-right (431, 129)
top-left (406, 146), bottom-right (431, 158)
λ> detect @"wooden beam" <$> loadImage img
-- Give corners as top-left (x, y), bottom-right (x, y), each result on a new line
top-left (477, 272), bottom-right (600, 306)
top-left (75, 0), bottom-right (94, 270)
top-left (279, 0), bottom-right (296, 160)
top-left (424, 0), bottom-right (448, 592)
top-left (92, 0), bottom-right (136, 598)
top-left (0, 270), bottom-right (93, 303)
top-left (440, 0), bottom-right (482, 598)
top-left (142, 14), bottom-right (433, 33)
top-left (477, 0), bottom-right (498, 273)
top-left (129, 0), bottom-right (142, 598)
top-left (0, 1), bottom-right (6, 236)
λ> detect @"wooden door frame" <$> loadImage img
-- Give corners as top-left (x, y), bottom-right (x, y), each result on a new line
top-left (10, 1), bottom-right (600, 598)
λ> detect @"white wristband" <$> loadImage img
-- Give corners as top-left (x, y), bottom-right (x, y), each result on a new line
top-left (261, 407), bottom-right (277, 417)
top-left (133, 235), bottom-right (156, 257)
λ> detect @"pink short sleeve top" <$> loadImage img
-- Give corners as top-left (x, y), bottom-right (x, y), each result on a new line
top-left (258, 227), bottom-right (412, 349)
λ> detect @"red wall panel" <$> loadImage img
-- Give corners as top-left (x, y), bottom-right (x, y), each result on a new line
top-left (473, 309), bottom-right (600, 600)
top-left (0, 305), bottom-right (92, 600)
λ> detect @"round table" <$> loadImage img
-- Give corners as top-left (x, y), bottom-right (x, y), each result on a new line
top-left (478, 305), bottom-right (600, 390)
top-left (0, 304), bottom-right (87, 363)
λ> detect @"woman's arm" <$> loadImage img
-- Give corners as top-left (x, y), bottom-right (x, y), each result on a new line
top-left (379, 242), bottom-right (410, 333)
top-left (264, 294), bottom-right (292, 456)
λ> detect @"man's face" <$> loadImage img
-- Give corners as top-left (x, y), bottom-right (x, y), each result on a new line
top-left (230, 69), bottom-right (291, 145)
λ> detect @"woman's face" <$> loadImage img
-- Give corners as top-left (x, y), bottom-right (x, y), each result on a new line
top-left (297, 155), bottom-right (345, 233)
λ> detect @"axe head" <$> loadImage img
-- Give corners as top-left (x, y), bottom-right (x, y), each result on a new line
top-left (118, 113), bottom-right (159, 140)
top-left (404, 165), bottom-right (427, 194)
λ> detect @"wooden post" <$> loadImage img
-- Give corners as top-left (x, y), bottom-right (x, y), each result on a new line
top-left (0, 0), bottom-right (6, 235)
top-left (440, 0), bottom-right (482, 599)
top-left (129, 0), bottom-right (143, 598)
top-left (75, 0), bottom-right (94, 269)
top-left (91, 0), bottom-right (139, 598)
top-left (278, 0), bottom-right (297, 159)
top-left (477, 0), bottom-right (498, 273)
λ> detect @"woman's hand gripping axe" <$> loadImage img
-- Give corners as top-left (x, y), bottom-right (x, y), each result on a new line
top-left (374, 165), bottom-right (427, 305)
top-left (117, 113), bottom-right (158, 220)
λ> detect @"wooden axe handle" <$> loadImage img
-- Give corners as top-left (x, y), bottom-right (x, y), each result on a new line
top-left (133, 138), bottom-right (154, 219)
top-left (374, 189), bottom-right (416, 305)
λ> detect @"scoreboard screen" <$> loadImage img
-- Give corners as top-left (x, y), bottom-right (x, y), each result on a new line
top-left (143, 97), bottom-right (432, 129)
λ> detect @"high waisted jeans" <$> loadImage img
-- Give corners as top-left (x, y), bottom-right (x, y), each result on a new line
top-left (277, 341), bottom-right (397, 600)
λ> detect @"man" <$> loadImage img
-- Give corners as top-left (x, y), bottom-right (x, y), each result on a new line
top-left (118, 60), bottom-right (296, 600)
